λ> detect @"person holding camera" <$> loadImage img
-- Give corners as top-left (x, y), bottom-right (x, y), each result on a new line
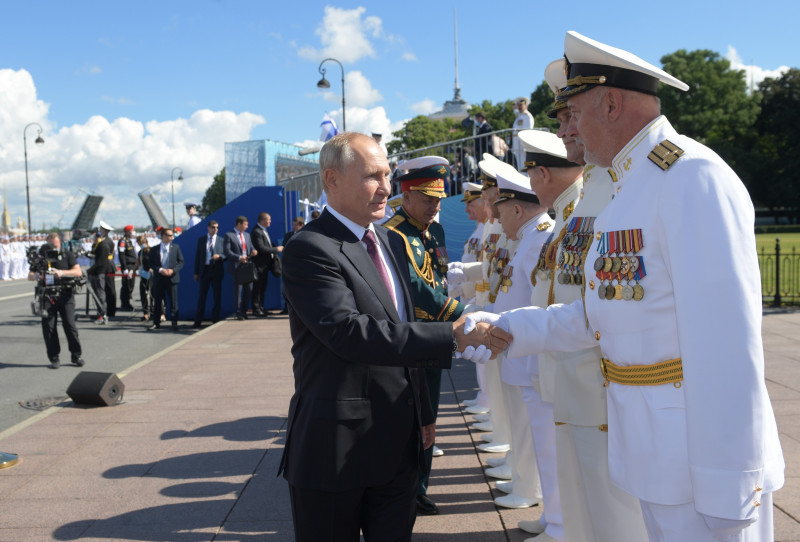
top-left (28, 233), bottom-right (85, 370)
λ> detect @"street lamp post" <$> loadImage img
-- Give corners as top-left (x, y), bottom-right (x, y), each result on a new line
top-left (171, 167), bottom-right (184, 230)
top-left (317, 58), bottom-right (346, 132)
top-left (23, 123), bottom-right (45, 235)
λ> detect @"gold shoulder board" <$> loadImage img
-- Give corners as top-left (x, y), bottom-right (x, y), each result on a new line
top-left (382, 214), bottom-right (405, 232)
top-left (537, 221), bottom-right (552, 231)
top-left (648, 139), bottom-right (684, 171)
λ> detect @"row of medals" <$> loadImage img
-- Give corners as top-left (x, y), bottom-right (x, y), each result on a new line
top-left (555, 216), bottom-right (597, 287)
top-left (489, 247), bottom-right (510, 301)
top-left (592, 228), bottom-right (646, 301)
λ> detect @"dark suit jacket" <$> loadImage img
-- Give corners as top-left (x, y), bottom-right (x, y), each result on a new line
top-left (223, 229), bottom-right (253, 274)
top-left (148, 243), bottom-right (184, 285)
top-left (475, 120), bottom-right (494, 158)
top-left (194, 234), bottom-right (225, 278)
top-left (251, 225), bottom-right (280, 272)
top-left (278, 209), bottom-right (454, 492)
top-left (88, 236), bottom-right (115, 276)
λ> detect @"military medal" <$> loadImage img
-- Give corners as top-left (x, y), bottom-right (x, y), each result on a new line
top-left (633, 283), bottom-right (644, 301)
top-left (622, 284), bottom-right (634, 300)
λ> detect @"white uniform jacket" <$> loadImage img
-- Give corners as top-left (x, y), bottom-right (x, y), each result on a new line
top-left (531, 178), bottom-right (581, 401)
top-left (494, 212), bottom-right (553, 385)
top-left (503, 116), bottom-right (784, 521)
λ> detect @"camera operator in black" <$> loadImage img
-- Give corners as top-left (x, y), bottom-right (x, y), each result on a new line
top-left (28, 233), bottom-right (85, 369)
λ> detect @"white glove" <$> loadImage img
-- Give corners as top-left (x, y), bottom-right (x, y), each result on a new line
top-left (702, 514), bottom-right (756, 541)
top-left (447, 264), bottom-right (466, 286)
top-left (460, 344), bottom-right (492, 364)
top-left (463, 311), bottom-right (509, 334)
top-left (449, 284), bottom-right (463, 299)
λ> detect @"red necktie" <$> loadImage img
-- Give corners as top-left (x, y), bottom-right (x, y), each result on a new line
top-left (239, 232), bottom-right (246, 254)
top-left (362, 230), bottom-right (396, 308)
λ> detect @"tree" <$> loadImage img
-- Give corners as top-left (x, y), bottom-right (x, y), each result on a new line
top-left (200, 168), bottom-right (226, 216)
top-left (658, 49), bottom-right (759, 176)
top-left (528, 81), bottom-right (559, 133)
top-left (749, 68), bottom-right (800, 218)
top-left (387, 116), bottom-right (469, 155)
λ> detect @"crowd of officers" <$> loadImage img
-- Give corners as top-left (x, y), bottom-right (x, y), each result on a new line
top-left (384, 31), bottom-right (783, 542)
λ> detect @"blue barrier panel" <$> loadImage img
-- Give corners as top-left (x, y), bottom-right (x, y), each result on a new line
top-left (174, 186), bottom-right (285, 321)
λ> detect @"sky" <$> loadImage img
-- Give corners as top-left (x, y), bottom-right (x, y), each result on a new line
top-left (0, 0), bottom-right (797, 231)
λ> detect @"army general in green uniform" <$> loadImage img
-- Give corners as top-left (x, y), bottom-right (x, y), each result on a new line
top-left (383, 156), bottom-right (466, 516)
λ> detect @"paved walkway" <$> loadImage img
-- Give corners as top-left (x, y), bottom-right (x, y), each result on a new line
top-left (0, 311), bottom-right (797, 541)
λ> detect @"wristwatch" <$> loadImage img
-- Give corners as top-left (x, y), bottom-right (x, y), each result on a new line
top-left (451, 336), bottom-right (459, 355)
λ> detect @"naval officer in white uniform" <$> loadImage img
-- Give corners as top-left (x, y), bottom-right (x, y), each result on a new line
top-left (465, 31), bottom-right (784, 542)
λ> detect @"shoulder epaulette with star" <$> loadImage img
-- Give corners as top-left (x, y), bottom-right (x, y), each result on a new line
top-left (382, 214), bottom-right (405, 232)
top-left (648, 139), bottom-right (684, 171)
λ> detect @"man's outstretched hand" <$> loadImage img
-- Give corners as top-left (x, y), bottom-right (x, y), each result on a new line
top-left (453, 312), bottom-right (512, 361)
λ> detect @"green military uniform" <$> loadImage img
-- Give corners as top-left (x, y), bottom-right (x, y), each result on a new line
top-left (382, 157), bottom-right (465, 505)
top-left (384, 205), bottom-right (463, 497)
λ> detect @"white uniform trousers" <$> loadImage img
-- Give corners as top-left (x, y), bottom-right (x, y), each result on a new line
top-left (502, 382), bottom-right (541, 500)
top-left (520, 385), bottom-right (563, 541)
top-left (486, 357), bottom-right (511, 445)
top-left (558, 424), bottom-right (648, 542)
top-left (475, 362), bottom-right (490, 408)
top-left (640, 493), bottom-right (773, 542)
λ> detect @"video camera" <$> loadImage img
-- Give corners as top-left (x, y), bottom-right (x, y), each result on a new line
top-left (27, 245), bottom-right (86, 316)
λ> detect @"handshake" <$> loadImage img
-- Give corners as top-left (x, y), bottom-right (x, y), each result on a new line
top-left (452, 312), bottom-right (512, 363)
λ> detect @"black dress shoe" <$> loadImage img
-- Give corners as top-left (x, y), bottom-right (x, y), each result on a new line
top-left (171, 323), bottom-right (179, 331)
top-left (235, 313), bottom-right (244, 321)
top-left (49, 357), bottom-right (60, 370)
top-left (415, 494), bottom-right (439, 515)
top-left (71, 356), bottom-right (85, 367)
top-left (191, 322), bottom-right (202, 329)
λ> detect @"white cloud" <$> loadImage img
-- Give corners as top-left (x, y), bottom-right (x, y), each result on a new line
top-left (345, 71), bottom-right (382, 108)
top-left (402, 52), bottom-right (418, 62)
top-left (410, 99), bottom-right (437, 115)
top-left (0, 68), bottom-right (265, 230)
top-left (297, 6), bottom-right (383, 63)
top-left (725, 46), bottom-right (790, 90)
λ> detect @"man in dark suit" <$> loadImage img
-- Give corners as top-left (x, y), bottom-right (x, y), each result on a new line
top-left (148, 228), bottom-right (184, 331)
top-left (250, 211), bottom-right (283, 316)
top-left (87, 221), bottom-right (115, 325)
top-left (223, 216), bottom-right (257, 320)
top-left (279, 132), bottom-right (510, 541)
top-left (473, 111), bottom-right (493, 159)
top-left (192, 220), bottom-right (225, 328)
top-left (282, 216), bottom-right (305, 246)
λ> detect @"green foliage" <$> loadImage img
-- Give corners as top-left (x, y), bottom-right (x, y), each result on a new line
top-left (750, 69), bottom-right (800, 212)
top-left (659, 49), bottom-right (760, 179)
top-left (469, 99), bottom-right (516, 131)
top-left (200, 168), bottom-right (226, 216)
top-left (529, 81), bottom-right (559, 133)
top-left (387, 116), bottom-right (470, 154)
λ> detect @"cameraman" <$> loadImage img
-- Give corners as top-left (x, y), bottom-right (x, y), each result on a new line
top-left (28, 233), bottom-right (85, 370)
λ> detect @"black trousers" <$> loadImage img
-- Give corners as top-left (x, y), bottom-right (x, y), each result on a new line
top-left (252, 267), bottom-right (269, 311)
top-left (41, 292), bottom-right (81, 361)
top-left (195, 268), bottom-right (222, 324)
top-left (104, 274), bottom-right (117, 316)
top-left (417, 367), bottom-right (442, 495)
top-left (139, 277), bottom-right (151, 316)
top-left (88, 273), bottom-right (106, 316)
top-left (120, 273), bottom-right (136, 307)
top-left (152, 278), bottom-right (179, 325)
top-left (288, 439), bottom-right (417, 542)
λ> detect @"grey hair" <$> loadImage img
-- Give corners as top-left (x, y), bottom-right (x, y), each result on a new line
top-left (319, 132), bottom-right (363, 191)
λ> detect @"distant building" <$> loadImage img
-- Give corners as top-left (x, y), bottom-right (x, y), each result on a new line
top-left (224, 139), bottom-right (319, 204)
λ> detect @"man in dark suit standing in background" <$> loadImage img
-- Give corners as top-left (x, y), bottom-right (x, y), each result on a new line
top-left (278, 132), bottom-right (510, 541)
top-left (87, 221), bottom-right (115, 325)
top-left (192, 220), bottom-right (225, 329)
top-left (223, 216), bottom-right (257, 320)
top-left (473, 111), bottom-right (493, 159)
top-left (250, 211), bottom-right (283, 317)
top-left (148, 228), bottom-right (184, 331)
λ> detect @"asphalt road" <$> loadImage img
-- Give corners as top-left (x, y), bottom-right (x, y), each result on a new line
top-left (0, 276), bottom-right (192, 435)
